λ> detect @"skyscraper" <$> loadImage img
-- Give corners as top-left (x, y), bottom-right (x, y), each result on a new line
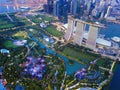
top-left (55, 0), bottom-right (68, 23)
top-left (70, 0), bottom-right (77, 16)
top-left (47, 0), bottom-right (54, 14)
top-left (104, 5), bottom-right (112, 18)
top-left (64, 16), bottom-right (103, 50)
top-left (53, 0), bottom-right (58, 16)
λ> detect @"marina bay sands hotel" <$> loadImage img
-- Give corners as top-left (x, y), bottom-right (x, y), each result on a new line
top-left (64, 16), bottom-right (105, 50)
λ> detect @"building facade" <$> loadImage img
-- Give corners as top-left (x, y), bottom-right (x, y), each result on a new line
top-left (64, 16), bottom-right (103, 50)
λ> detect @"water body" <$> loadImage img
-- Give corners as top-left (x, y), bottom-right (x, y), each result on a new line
top-left (109, 63), bottom-right (120, 90)
top-left (28, 33), bottom-right (86, 75)
top-left (0, 0), bottom-right (19, 14)
top-left (0, 6), bottom-right (18, 14)
top-left (100, 23), bottom-right (120, 38)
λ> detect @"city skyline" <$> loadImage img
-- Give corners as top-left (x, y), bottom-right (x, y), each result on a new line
top-left (0, 0), bottom-right (120, 90)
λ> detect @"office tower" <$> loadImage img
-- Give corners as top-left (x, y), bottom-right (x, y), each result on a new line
top-left (57, 0), bottom-right (63, 20)
top-left (53, 0), bottom-right (58, 16)
top-left (104, 5), bottom-right (112, 18)
top-left (99, 0), bottom-right (105, 7)
top-left (63, 4), bottom-right (68, 23)
top-left (56, 0), bottom-right (68, 23)
top-left (86, 0), bottom-right (96, 16)
top-left (70, 0), bottom-right (77, 16)
top-left (66, 0), bottom-right (72, 13)
top-left (92, 8), bottom-right (97, 17)
top-left (43, 4), bottom-right (48, 12)
top-left (76, 0), bottom-right (85, 18)
top-left (87, 0), bottom-right (92, 14)
top-left (47, 0), bottom-right (54, 14)
top-left (100, 10), bottom-right (105, 19)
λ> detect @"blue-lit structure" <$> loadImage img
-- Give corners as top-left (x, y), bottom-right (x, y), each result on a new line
top-left (75, 68), bottom-right (86, 81)
top-left (0, 49), bottom-right (10, 54)
top-left (15, 85), bottom-right (25, 90)
top-left (0, 83), bottom-right (6, 90)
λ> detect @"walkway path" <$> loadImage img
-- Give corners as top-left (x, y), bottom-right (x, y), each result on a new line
top-left (5, 13), bottom-right (14, 22)
top-left (60, 71), bottom-right (67, 90)
top-left (65, 83), bottom-right (79, 90)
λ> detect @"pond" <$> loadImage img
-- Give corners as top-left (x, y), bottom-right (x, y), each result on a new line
top-left (28, 34), bottom-right (86, 75)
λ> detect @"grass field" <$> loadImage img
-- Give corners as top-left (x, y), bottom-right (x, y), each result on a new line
top-left (0, 14), bottom-right (25, 29)
top-left (59, 44), bottom-right (113, 68)
top-left (29, 14), bottom-right (55, 24)
top-left (37, 15), bottom-right (54, 21)
top-left (3, 40), bottom-right (18, 48)
top-left (12, 31), bottom-right (28, 39)
top-left (45, 26), bottom-right (63, 37)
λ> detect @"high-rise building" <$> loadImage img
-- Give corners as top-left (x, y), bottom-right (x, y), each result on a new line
top-left (62, 4), bottom-right (68, 23)
top-left (70, 0), bottom-right (77, 16)
top-left (47, 0), bottom-right (54, 14)
top-left (74, 0), bottom-right (85, 18)
top-left (55, 0), bottom-right (68, 23)
top-left (64, 16), bottom-right (103, 50)
top-left (64, 16), bottom-right (74, 41)
top-left (53, 0), bottom-right (58, 16)
top-left (104, 5), bottom-right (112, 18)
top-left (45, 0), bottom-right (114, 22)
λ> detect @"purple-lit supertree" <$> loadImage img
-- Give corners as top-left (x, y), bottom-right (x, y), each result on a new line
top-left (75, 68), bottom-right (86, 81)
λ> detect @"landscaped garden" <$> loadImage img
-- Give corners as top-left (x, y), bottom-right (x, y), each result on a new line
top-left (0, 14), bottom-right (26, 29)
top-left (27, 14), bottom-right (55, 24)
top-left (0, 12), bottom-right (116, 90)
top-left (0, 35), bottom-right (66, 90)
top-left (58, 44), bottom-right (113, 68)
top-left (26, 14), bottom-right (64, 37)
top-left (45, 26), bottom-right (63, 37)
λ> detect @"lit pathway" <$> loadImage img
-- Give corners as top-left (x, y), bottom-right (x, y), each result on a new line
top-left (24, 42), bottom-right (37, 58)
top-left (65, 83), bottom-right (79, 90)
top-left (60, 71), bottom-right (67, 90)
top-left (5, 13), bottom-right (14, 22)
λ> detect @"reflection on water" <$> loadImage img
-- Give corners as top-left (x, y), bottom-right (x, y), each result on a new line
top-left (100, 23), bottom-right (120, 38)
top-left (0, 6), bottom-right (18, 13)
top-left (0, 0), bottom-right (19, 14)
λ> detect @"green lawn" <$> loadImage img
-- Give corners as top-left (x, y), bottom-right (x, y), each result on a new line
top-left (0, 14), bottom-right (25, 29)
top-left (45, 26), bottom-right (63, 37)
top-left (29, 14), bottom-right (55, 24)
top-left (61, 46), bottom-right (96, 64)
top-left (38, 15), bottom-right (54, 21)
top-left (59, 44), bottom-right (113, 67)
top-left (4, 40), bottom-right (18, 48)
